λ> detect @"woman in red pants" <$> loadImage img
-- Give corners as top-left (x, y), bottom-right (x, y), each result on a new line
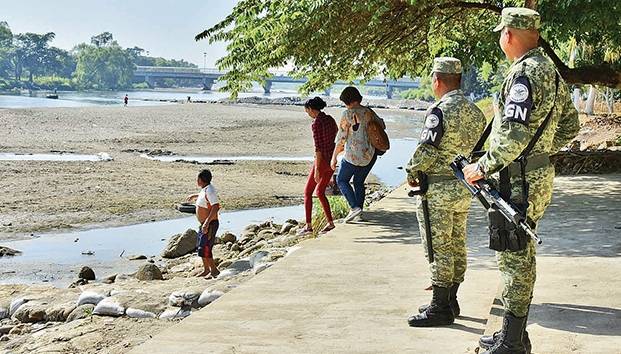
top-left (298, 97), bottom-right (338, 235)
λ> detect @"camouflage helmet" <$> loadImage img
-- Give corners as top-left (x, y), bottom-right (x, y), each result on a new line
top-left (431, 57), bottom-right (462, 75)
top-left (494, 7), bottom-right (541, 32)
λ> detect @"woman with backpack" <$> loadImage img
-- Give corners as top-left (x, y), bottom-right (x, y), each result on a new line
top-left (331, 86), bottom-right (388, 222)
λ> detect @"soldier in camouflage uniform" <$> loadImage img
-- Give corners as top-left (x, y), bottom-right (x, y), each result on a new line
top-left (406, 57), bottom-right (486, 327)
top-left (463, 7), bottom-right (580, 354)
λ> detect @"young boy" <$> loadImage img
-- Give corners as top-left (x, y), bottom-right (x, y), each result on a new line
top-left (186, 169), bottom-right (220, 278)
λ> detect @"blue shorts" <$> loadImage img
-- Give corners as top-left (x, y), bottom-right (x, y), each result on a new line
top-left (197, 220), bottom-right (219, 259)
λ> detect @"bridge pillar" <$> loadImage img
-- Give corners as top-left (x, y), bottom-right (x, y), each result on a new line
top-left (262, 81), bottom-right (272, 94)
top-left (386, 85), bottom-right (394, 100)
top-left (202, 78), bottom-right (215, 91)
top-left (145, 75), bottom-right (156, 88)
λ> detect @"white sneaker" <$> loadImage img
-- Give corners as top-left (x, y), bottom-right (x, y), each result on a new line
top-left (343, 208), bottom-right (362, 223)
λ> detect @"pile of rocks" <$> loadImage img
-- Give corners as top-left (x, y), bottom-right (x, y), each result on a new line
top-left (0, 217), bottom-right (312, 346)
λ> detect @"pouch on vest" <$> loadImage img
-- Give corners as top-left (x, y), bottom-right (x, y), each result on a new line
top-left (487, 203), bottom-right (530, 252)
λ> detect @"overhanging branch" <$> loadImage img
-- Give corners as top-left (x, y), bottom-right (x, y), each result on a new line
top-left (439, 1), bottom-right (501, 13)
top-left (539, 37), bottom-right (621, 88)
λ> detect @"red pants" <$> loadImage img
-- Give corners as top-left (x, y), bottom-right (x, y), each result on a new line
top-left (304, 160), bottom-right (334, 225)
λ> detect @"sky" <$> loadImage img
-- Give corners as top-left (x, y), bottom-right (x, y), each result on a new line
top-left (1, 0), bottom-right (237, 67)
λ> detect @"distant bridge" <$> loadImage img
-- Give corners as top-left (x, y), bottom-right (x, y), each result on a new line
top-left (133, 66), bottom-right (419, 99)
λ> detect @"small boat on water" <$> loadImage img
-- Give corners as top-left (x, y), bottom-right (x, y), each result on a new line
top-left (45, 94), bottom-right (59, 99)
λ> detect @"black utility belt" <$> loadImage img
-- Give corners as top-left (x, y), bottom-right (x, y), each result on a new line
top-left (506, 153), bottom-right (550, 177)
top-left (408, 174), bottom-right (455, 197)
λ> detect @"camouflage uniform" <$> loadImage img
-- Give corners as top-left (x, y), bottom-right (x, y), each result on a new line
top-left (407, 58), bottom-right (486, 288)
top-left (477, 14), bottom-right (581, 318)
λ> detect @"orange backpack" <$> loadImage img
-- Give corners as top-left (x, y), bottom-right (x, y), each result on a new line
top-left (366, 110), bottom-right (390, 153)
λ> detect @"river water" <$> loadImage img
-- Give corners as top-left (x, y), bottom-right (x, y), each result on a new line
top-left (0, 85), bottom-right (396, 109)
top-left (0, 205), bottom-right (306, 286)
top-left (0, 89), bottom-right (423, 286)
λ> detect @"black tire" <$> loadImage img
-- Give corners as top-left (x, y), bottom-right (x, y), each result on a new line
top-left (176, 203), bottom-right (196, 214)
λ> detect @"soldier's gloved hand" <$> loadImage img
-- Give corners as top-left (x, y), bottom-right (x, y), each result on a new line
top-left (463, 163), bottom-right (484, 185)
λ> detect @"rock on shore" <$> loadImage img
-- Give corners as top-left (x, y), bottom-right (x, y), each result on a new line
top-left (0, 246), bottom-right (21, 257)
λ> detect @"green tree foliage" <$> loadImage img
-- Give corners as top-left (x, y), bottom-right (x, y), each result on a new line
top-left (0, 22), bottom-right (13, 80)
top-left (13, 32), bottom-right (59, 85)
top-left (74, 34), bottom-right (134, 90)
top-left (197, 0), bottom-right (621, 97)
top-left (400, 76), bottom-right (434, 102)
top-left (90, 31), bottom-right (114, 48)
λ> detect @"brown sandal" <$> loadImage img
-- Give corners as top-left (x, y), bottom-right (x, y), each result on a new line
top-left (320, 224), bottom-right (335, 234)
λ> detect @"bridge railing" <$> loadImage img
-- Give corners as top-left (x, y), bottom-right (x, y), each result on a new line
top-left (135, 66), bottom-right (204, 74)
top-left (134, 66), bottom-right (420, 87)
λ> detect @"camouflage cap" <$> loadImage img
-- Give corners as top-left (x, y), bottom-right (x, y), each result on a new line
top-left (493, 7), bottom-right (541, 32)
top-left (431, 57), bottom-right (462, 75)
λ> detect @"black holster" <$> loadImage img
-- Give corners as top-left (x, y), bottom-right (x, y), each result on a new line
top-left (488, 166), bottom-right (530, 252)
top-left (487, 203), bottom-right (530, 252)
top-left (409, 173), bottom-right (434, 263)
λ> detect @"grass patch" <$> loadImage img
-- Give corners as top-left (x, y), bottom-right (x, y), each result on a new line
top-left (310, 196), bottom-right (349, 237)
top-left (476, 97), bottom-right (495, 121)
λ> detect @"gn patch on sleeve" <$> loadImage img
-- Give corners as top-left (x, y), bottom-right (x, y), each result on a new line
top-left (420, 107), bottom-right (444, 148)
top-left (502, 76), bottom-right (533, 125)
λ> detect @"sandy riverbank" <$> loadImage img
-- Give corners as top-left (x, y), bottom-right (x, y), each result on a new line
top-left (0, 103), bottom-right (421, 240)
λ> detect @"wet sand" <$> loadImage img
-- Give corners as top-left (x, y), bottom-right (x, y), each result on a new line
top-left (0, 103), bottom-right (422, 240)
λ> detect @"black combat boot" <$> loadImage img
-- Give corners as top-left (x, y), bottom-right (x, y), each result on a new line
top-left (481, 312), bottom-right (528, 354)
top-left (408, 286), bottom-right (455, 327)
top-left (417, 282), bottom-right (461, 317)
top-left (480, 330), bottom-right (531, 353)
top-left (480, 310), bottom-right (531, 353)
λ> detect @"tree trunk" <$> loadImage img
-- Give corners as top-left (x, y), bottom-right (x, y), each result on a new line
top-left (572, 88), bottom-right (583, 112)
top-left (585, 85), bottom-right (597, 115)
top-left (604, 88), bottom-right (615, 114)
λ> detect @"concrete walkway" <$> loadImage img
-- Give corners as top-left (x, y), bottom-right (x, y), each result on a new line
top-left (131, 175), bottom-right (621, 354)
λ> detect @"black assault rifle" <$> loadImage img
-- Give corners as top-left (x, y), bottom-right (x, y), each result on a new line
top-left (450, 155), bottom-right (542, 245)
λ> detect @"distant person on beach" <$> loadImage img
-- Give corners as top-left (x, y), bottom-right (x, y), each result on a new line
top-left (186, 169), bottom-right (220, 278)
top-left (298, 97), bottom-right (338, 235)
top-left (124, 94), bottom-right (128, 106)
top-left (330, 86), bottom-right (380, 222)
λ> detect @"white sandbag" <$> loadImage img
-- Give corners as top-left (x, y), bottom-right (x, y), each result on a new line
top-left (159, 307), bottom-right (191, 320)
top-left (168, 291), bottom-right (200, 308)
top-left (197, 290), bottom-right (224, 307)
top-left (126, 308), bottom-right (156, 319)
top-left (0, 307), bottom-right (9, 320)
top-left (93, 298), bottom-right (125, 317)
top-left (76, 291), bottom-right (106, 306)
top-left (9, 298), bottom-right (28, 316)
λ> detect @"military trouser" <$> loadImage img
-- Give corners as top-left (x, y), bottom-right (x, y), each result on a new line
top-left (416, 181), bottom-right (471, 289)
top-left (496, 165), bottom-right (554, 317)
